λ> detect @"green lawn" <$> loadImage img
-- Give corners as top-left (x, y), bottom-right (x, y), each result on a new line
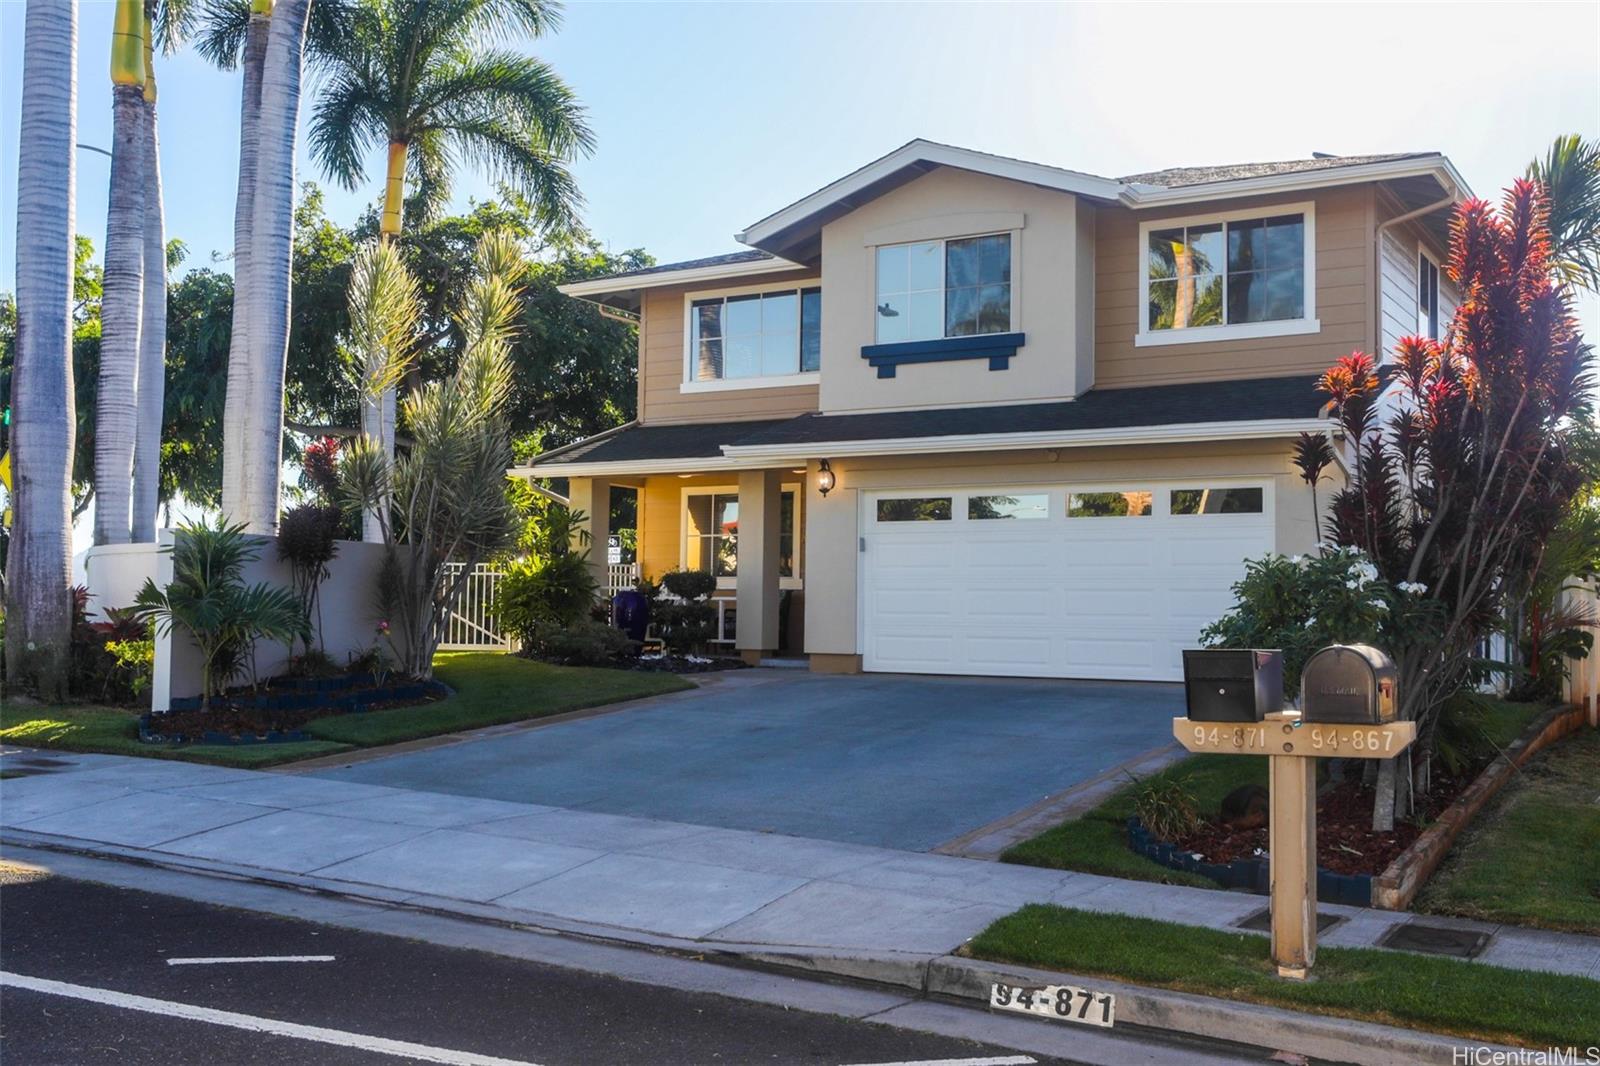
top-left (0, 653), bottom-right (693, 769)
top-left (1001, 699), bottom-right (1548, 887)
top-left (1415, 725), bottom-right (1600, 935)
top-left (1000, 754), bottom-right (1265, 886)
top-left (968, 904), bottom-right (1598, 1048)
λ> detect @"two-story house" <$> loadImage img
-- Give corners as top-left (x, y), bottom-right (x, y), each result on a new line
top-left (514, 140), bottom-right (1465, 682)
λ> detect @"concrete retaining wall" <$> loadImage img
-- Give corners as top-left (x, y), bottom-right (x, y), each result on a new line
top-left (87, 532), bottom-right (394, 712)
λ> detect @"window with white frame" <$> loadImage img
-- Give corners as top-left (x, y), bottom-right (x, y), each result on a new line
top-left (1140, 206), bottom-right (1314, 340)
top-left (1417, 250), bottom-right (1441, 340)
top-left (684, 488), bottom-right (799, 583)
top-left (874, 234), bottom-right (1012, 344)
top-left (689, 288), bottom-right (821, 382)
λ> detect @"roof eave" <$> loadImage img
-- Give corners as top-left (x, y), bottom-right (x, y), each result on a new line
top-left (556, 255), bottom-right (810, 302)
top-left (1119, 157), bottom-right (1471, 208)
top-left (735, 139), bottom-right (1123, 252)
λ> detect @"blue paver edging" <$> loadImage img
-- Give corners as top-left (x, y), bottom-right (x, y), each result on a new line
top-left (139, 678), bottom-right (449, 746)
top-left (1126, 816), bottom-right (1372, 907)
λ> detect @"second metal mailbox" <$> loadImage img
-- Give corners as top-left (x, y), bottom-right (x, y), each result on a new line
top-left (1182, 649), bottom-right (1284, 722)
top-left (1300, 644), bottom-right (1398, 724)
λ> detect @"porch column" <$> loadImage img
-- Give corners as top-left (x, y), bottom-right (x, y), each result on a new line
top-left (569, 476), bottom-right (611, 603)
top-left (736, 469), bottom-right (782, 664)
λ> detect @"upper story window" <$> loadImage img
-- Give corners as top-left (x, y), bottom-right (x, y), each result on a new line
top-left (1136, 203), bottom-right (1318, 348)
top-left (688, 287), bottom-right (821, 384)
top-left (1417, 250), bottom-right (1441, 340)
top-left (875, 234), bottom-right (1011, 343)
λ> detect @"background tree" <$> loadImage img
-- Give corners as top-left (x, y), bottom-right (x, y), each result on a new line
top-left (307, 0), bottom-right (592, 538)
top-left (1318, 181), bottom-right (1591, 829)
top-left (4, 0), bottom-right (79, 696)
top-left (1528, 134), bottom-right (1600, 293)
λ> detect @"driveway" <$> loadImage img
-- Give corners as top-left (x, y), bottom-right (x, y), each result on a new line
top-left (309, 671), bottom-right (1183, 851)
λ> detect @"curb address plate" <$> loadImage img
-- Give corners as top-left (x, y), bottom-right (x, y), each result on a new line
top-left (990, 981), bottom-right (1115, 1028)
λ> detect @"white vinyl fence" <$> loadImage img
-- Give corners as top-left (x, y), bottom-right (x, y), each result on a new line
top-left (439, 561), bottom-right (641, 651)
top-left (440, 561), bottom-right (515, 650)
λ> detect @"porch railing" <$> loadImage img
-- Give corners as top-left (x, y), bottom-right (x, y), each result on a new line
top-left (605, 562), bottom-right (640, 598)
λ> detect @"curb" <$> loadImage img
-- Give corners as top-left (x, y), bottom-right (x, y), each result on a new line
top-left (1, 829), bottom-right (1521, 1065)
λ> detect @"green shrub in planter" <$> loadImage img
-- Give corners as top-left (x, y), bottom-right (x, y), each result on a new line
top-left (536, 620), bottom-right (635, 666)
top-left (654, 569), bottom-right (718, 654)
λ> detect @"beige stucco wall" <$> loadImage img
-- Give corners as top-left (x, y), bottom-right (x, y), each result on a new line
top-left (818, 166), bottom-right (1086, 414)
top-left (1094, 185), bottom-right (1376, 388)
top-left (801, 439), bottom-right (1333, 657)
top-left (639, 272), bottom-right (821, 426)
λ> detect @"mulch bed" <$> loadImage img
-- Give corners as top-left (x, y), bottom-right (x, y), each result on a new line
top-left (1170, 770), bottom-right (1477, 877)
top-left (143, 674), bottom-right (446, 744)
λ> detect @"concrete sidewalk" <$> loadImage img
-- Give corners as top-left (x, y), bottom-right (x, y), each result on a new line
top-left (3, 749), bottom-right (1598, 982)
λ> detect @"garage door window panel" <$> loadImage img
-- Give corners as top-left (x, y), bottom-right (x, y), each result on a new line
top-left (1068, 491), bottom-right (1153, 517)
top-left (1170, 487), bottom-right (1265, 515)
top-left (876, 497), bottom-right (953, 522)
top-left (968, 493), bottom-right (1049, 520)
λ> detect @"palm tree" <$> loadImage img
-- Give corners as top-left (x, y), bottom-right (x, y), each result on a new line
top-left (230, 0), bottom-right (313, 534)
top-left (93, 0), bottom-right (148, 545)
top-left (131, 25), bottom-right (168, 541)
top-left (1528, 134), bottom-right (1600, 293)
top-left (307, 0), bottom-right (591, 538)
top-left (6, 0), bottom-right (79, 697)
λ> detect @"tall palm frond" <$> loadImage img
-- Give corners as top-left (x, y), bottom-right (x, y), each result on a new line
top-left (1528, 134), bottom-right (1600, 292)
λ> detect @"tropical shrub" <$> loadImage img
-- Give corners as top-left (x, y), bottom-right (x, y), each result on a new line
top-left (1310, 180), bottom-right (1590, 828)
top-left (653, 569), bottom-right (718, 654)
top-left (1201, 549), bottom-right (1441, 701)
top-left (494, 499), bottom-right (600, 653)
top-left (277, 503), bottom-right (342, 653)
top-left (338, 235), bottom-right (525, 678)
top-left (535, 620), bottom-right (635, 666)
top-left (130, 519), bottom-right (305, 710)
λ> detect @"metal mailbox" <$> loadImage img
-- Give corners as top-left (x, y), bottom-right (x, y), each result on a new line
top-left (1300, 644), bottom-right (1398, 724)
top-left (1181, 649), bottom-right (1283, 723)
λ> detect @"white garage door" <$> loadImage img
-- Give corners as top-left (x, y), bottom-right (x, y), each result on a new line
top-left (861, 483), bottom-right (1274, 682)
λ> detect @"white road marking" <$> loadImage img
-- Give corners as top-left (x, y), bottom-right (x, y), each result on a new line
top-left (166, 955), bottom-right (336, 966)
top-left (1, 971), bottom-right (540, 1066)
top-left (839, 1058), bottom-right (1036, 1066)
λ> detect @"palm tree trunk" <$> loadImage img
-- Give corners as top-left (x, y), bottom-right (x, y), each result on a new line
top-left (220, 9), bottom-right (269, 527)
top-left (240, 0), bottom-right (310, 533)
top-left (131, 57), bottom-right (166, 542)
top-left (361, 139), bottom-right (408, 542)
top-left (6, 0), bottom-right (78, 698)
top-left (95, 73), bottom-right (147, 545)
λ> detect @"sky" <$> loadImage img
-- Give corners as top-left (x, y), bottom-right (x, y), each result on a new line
top-left (1, 0), bottom-right (1598, 557)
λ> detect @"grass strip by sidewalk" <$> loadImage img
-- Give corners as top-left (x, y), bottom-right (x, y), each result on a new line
top-left (968, 903), bottom-right (1597, 1048)
top-left (1000, 699), bottom-right (1548, 886)
top-left (1415, 725), bottom-right (1600, 935)
top-left (0, 653), bottom-right (693, 770)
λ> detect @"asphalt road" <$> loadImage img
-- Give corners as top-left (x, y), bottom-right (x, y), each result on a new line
top-left (0, 873), bottom-right (1072, 1066)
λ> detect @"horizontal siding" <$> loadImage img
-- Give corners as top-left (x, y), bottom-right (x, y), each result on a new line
top-left (1093, 186), bottom-right (1376, 388)
top-left (640, 273), bottom-right (821, 425)
top-left (1380, 229), bottom-right (1417, 360)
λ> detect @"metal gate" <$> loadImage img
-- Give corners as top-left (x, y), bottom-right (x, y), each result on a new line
top-left (439, 562), bottom-right (515, 650)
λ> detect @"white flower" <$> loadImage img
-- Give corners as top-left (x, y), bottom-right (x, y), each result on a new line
top-left (1397, 581), bottom-right (1429, 595)
top-left (1369, 599), bottom-right (1389, 612)
top-left (1290, 555), bottom-right (1303, 565)
top-left (1345, 579), bottom-right (1361, 590)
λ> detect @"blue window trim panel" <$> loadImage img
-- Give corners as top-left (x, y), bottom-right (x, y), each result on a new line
top-left (860, 333), bottom-right (1026, 378)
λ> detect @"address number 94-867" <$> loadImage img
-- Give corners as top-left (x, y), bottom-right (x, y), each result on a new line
top-left (990, 982), bottom-right (1115, 1028)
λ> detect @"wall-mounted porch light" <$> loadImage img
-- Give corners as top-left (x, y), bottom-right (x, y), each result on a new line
top-left (816, 459), bottom-right (836, 497)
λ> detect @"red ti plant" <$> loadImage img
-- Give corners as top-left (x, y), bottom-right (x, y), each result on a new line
top-left (1317, 180), bottom-right (1591, 830)
top-left (302, 436), bottom-right (342, 504)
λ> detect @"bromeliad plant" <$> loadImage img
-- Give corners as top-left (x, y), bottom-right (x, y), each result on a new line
top-left (1314, 180), bottom-right (1591, 828)
top-left (130, 519), bottom-right (306, 710)
top-left (338, 233), bottom-right (525, 678)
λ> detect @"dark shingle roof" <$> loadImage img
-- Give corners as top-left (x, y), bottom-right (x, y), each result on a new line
top-left (587, 250), bottom-right (777, 284)
top-left (730, 375), bottom-right (1324, 448)
top-left (1120, 153), bottom-right (1435, 189)
top-left (525, 419), bottom-right (795, 466)
top-left (529, 376), bottom-right (1325, 467)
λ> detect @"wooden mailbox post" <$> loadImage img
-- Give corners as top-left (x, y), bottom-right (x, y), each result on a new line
top-left (1171, 712), bottom-right (1416, 979)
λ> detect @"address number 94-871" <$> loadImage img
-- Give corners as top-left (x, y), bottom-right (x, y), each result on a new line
top-left (989, 982), bottom-right (1115, 1028)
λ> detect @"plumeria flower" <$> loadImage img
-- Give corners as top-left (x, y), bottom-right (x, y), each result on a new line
top-left (1397, 581), bottom-right (1429, 595)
